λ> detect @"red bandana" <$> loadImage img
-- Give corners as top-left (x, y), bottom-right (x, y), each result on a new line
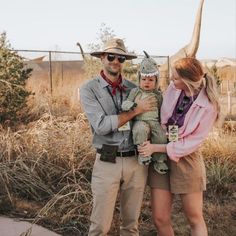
top-left (100, 70), bottom-right (127, 95)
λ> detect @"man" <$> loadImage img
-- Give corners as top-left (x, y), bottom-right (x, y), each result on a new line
top-left (80, 38), bottom-right (156, 236)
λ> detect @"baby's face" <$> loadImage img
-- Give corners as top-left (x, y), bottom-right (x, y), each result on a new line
top-left (139, 76), bottom-right (157, 91)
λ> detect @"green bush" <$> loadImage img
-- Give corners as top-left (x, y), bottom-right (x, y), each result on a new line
top-left (0, 32), bottom-right (33, 125)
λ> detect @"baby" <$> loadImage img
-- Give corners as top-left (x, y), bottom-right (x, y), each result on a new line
top-left (122, 51), bottom-right (168, 174)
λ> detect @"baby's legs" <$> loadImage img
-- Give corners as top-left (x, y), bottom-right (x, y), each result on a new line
top-left (132, 121), bottom-right (152, 165)
top-left (149, 121), bottom-right (168, 174)
top-left (132, 121), bottom-right (150, 144)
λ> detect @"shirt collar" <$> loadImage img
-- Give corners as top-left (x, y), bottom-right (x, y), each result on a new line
top-left (170, 81), bottom-right (208, 108)
top-left (98, 74), bottom-right (109, 88)
top-left (97, 73), bottom-right (126, 89)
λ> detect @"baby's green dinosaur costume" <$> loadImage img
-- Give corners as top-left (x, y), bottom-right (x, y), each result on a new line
top-left (122, 87), bottom-right (168, 174)
top-left (121, 51), bottom-right (168, 174)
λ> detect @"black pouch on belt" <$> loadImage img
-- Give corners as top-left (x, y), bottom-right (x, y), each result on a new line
top-left (100, 144), bottom-right (118, 163)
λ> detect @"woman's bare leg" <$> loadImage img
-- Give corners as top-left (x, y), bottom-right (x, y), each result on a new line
top-left (180, 192), bottom-right (207, 236)
top-left (151, 188), bottom-right (174, 236)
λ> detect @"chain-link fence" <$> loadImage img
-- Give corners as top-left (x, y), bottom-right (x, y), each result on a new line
top-left (12, 49), bottom-right (84, 93)
top-left (12, 49), bottom-right (170, 93)
top-left (9, 49), bottom-right (236, 115)
top-left (8, 49), bottom-right (170, 116)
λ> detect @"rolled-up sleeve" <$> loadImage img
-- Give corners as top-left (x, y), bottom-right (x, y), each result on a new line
top-left (167, 107), bottom-right (217, 162)
top-left (79, 85), bottom-right (118, 135)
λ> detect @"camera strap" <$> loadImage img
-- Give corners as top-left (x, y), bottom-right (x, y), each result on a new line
top-left (106, 87), bottom-right (123, 114)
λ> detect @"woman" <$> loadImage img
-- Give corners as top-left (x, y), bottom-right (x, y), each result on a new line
top-left (138, 57), bottom-right (220, 236)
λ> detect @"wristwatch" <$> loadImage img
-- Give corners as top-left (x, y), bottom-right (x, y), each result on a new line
top-left (131, 102), bottom-right (137, 110)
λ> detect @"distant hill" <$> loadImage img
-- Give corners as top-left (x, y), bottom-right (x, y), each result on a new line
top-left (201, 57), bottom-right (236, 69)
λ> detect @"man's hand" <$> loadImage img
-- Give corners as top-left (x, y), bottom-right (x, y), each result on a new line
top-left (118, 95), bottom-right (156, 128)
top-left (134, 95), bottom-right (157, 114)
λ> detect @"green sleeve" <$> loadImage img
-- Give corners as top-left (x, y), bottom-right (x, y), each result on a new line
top-left (121, 88), bottom-right (140, 111)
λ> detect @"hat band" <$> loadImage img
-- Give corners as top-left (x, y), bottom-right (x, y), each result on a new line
top-left (104, 47), bottom-right (126, 53)
top-left (140, 71), bottom-right (159, 77)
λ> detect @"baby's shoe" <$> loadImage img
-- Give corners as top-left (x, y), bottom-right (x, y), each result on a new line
top-left (153, 161), bottom-right (168, 174)
top-left (138, 155), bottom-right (152, 165)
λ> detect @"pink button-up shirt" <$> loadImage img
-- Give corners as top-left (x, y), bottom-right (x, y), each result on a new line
top-left (161, 82), bottom-right (217, 162)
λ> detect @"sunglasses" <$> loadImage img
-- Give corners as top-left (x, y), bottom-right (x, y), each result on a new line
top-left (106, 53), bottom-right (126, 63)
top-left (176, 96), bottom-right (190, 114)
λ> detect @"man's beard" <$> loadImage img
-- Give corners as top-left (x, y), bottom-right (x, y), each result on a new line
top-left (108, 70), bottom-right (119, 76)
top-left (106, 66), bottom-right (120, 77)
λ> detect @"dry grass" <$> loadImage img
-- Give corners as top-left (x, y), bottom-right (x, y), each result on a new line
top-left (26, 76), bottom-right (85, 119)
top-left (0, 113), bottom-right (94, 235)
top-left (0, 114), bottom-right (235, 235)
top-left (0, 60), bottom-right (236, 235)
top-left (201, 130), bottom-right (236, 235)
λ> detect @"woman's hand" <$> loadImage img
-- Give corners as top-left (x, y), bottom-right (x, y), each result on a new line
top-left (138, 141), bottom-right (155, 157)
top-left (138, 141), bottom-right (167, 156)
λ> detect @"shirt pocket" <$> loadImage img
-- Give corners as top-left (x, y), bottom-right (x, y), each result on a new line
top-left (97, 97), bottom-right (117, 115)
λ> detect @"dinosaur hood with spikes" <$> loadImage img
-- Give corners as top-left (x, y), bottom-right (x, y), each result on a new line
top-left (139, 51), bottom-right (159, 77)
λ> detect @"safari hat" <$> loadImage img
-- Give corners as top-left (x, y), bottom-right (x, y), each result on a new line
top-left (90, 38), bottom-right (137, 60)
top-left (139, 51), bottom-right (159, 77)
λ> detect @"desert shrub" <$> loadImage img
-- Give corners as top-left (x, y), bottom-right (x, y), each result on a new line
top-left (0, 113), bottom-right (93, 235)
top-left (202, 129), bottom-right (236, 201)
top-left (206, 156), bottom-right (235, 199)
top-left (0, 32), bottom-right (33, 125)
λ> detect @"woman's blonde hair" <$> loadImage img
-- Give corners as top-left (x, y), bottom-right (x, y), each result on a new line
top-left (174, 57), bottom-right (220, 120)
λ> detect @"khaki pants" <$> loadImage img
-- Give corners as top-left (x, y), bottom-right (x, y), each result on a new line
top-left (88, 153), bottom-right (148, 236)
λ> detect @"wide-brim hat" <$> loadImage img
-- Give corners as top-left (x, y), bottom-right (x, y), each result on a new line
top-left (90, 38), bottom-right (137, 60)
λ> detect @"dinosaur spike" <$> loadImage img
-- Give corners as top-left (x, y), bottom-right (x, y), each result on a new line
top-left (143, 51), bottom-right (150, 58)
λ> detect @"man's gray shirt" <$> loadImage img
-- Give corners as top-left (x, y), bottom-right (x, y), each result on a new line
top-left (80, 75), bottom-right (137, 152)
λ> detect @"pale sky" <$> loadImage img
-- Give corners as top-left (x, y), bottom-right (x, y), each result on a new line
top-left (1, 0), bottom-right (235, 60)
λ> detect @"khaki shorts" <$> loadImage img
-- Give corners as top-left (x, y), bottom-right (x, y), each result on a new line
top-left (147, 151), bottom-right (206, 194)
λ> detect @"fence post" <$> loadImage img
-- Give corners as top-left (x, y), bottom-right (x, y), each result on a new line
top-left (49, 51), bottom-right (53, 93)
top-left (226, 80), bottom-right (232, 115)
top-left (61, 62), bottom-right (64, 81)
top-left (227, 91), bottom-right (232, 115)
